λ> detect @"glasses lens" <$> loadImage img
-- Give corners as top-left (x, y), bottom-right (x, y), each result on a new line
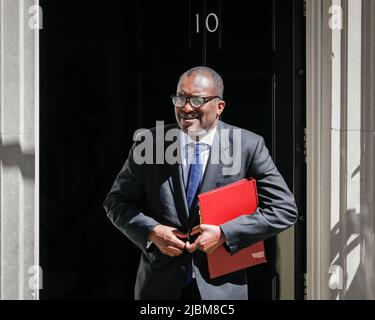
top-left (172, 96), bottom-right (186, 107)
top-left (189, 97), bottom-right (204, 108)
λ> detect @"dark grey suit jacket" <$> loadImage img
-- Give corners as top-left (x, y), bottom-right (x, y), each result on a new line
top-left (103, 120), bottom-right (298, 300)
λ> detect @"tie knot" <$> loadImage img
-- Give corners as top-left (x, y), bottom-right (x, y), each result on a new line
top-left (185, 142), bottom-right (209, 165)
top-left (186, 142), bottom-right (210, 154)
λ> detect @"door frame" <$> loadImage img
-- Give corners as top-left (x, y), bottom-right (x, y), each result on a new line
top-left (306, 0), bottom-right (337, 300)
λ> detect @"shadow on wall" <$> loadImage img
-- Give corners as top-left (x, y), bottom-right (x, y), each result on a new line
top-left (0, 141), bottom-right (35, 179)
top-left (330, 208), bottom-right (362, 299)
top-left (329, 163), bottom-right (375, 300)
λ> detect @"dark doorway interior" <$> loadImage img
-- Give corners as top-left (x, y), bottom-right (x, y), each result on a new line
top-left (40, 0), bottom-right (305, 299)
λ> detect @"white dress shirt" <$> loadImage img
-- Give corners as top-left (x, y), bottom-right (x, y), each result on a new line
top-left (180, 126), bottom-right (217, 189)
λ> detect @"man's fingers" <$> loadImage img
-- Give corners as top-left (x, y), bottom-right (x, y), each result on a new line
top-left (173, 230), bottom-right (188, 239)
top-left (171, 235), bottom-right (187, 250)
top-left (159, 244), bottom-right (183, 257)
top-left (190, 225), bottom-right (202, 236)
top-left (194, 234), bottom-right (202, 246)
top-left (185, 241), bottom-right (197, 253)
top-left (166, 245), bottom-right (183, 256)
top-left (186, 235), bottom-right (202, 253)
top-left (185, 241), bottom-right (192, 252)
top-left (154, 240), bottom-right (180, 257)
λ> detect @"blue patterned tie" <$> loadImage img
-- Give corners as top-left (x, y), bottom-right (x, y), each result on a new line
top-left (183, 142), bottom-right (202, 287)
top-left (186, 143), bottom-right (202, 211)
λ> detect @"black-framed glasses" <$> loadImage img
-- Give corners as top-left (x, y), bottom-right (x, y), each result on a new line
top-left (170, 94), bottom-right (221, 108)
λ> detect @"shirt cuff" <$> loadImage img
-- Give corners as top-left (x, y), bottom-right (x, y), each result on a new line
top-left (146, 240), bottom-right (153, 249)
top-left (219, 226), bottom-right (231, 253)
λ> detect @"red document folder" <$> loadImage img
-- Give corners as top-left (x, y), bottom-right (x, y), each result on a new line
top-left (197, 178), bottom-right (266, 279)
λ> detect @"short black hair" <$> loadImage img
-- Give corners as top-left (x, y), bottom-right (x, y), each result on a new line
top-left (178, 66), bottom-right (224, 98)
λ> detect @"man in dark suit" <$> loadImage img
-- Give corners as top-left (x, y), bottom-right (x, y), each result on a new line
top-left (103, 66), bottom-right (298, 300)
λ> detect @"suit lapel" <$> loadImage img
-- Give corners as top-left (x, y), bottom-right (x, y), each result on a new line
top-left (168, 162), bottom-right (190, 227)
top-left (165, 127), bottom-right (190, 228)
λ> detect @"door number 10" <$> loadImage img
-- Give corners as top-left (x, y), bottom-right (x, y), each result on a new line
top-left (196, 13), bottom-right (219, 33)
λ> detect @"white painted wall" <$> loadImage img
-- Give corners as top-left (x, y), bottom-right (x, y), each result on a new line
top-left (307, 0), bottom-right (375, 299)
top-left (0, 0), bottom-right (39, 300)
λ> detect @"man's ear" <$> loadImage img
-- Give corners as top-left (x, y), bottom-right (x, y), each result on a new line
top-left (217, 100), bottom-right (225, 116)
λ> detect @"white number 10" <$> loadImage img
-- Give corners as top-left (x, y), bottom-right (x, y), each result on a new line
top-left (196, 13), bottom-right (219, 33)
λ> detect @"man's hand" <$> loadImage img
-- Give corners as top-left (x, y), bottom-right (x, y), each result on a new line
top-left (148, 225), bottom-right (187, 257)
top-left (185, 224), bottom-right (226, 254)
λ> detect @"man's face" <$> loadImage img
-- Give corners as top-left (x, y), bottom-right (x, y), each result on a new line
top-left (175, 73), bottom-right (225, 135)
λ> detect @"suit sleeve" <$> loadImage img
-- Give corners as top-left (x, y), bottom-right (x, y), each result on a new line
top-left (219, 137), bottom-right (298, 255)
top-left (103, 142), bottom-right (160, 255)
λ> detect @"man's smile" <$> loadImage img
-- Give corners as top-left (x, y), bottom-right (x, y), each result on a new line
top-left (180, 112), bottom-right (200, 125)
top-left (180, 112), bottom-right (199, 120)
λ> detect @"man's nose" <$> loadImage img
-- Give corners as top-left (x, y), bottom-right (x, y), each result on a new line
top-left (182, 101), bottom-right (194, 113)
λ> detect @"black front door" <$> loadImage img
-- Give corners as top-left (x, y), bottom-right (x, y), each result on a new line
top-left (40, 0), bottom-right (305, 299)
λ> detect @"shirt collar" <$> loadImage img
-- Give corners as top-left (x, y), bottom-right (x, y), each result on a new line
top-left (180, 126), bottom-right (217, 147)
